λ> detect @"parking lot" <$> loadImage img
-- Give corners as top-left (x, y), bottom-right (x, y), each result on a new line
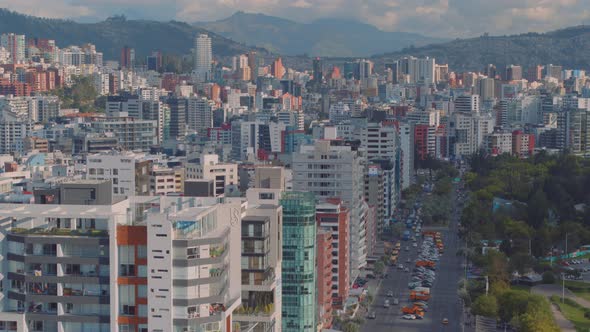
top-left (362, 183), bottom-right (463, 332)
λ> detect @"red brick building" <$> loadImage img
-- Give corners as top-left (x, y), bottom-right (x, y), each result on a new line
top-left (316, 198), bottom-right (350, 308)
top-left (316, 229), bottom-right (333, 329)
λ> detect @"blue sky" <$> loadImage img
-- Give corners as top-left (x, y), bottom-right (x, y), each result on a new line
top-left (1, 0), bottom-right (589, 37)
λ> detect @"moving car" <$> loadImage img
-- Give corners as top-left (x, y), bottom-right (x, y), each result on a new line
top-left (442, 318), bottom-right (449, 325)
top-left (384, 300), bottom-right (390, 308)
top-left (402, 314), bottom-right (416, 320)
top-left (393, 298), bottom-right (399, 305)
top-left (368, 312), bottom-right (376, 319)
top-left (387, 290), bottom-right (394, 297)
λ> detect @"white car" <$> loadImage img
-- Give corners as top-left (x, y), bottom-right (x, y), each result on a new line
top-left (402, 314), bottom-right (416, 320)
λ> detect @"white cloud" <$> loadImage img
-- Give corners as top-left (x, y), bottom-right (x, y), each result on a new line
top-left (1, 0), bottom-right (589, 37)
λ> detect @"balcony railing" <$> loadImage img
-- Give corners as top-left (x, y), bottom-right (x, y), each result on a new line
top-left (11, 228), bottom-right (108, 237)
top-left (234, 303), bottom-right (274, 317)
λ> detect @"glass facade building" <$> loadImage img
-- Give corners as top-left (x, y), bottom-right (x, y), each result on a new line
top-left (280, 192), bottom-right (316, 332)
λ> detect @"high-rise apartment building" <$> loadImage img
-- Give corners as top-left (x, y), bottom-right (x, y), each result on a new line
top-left (315, 199), bottom-right (350, 308)
top-left (316, 229), bottom-right (333, 329)
top-left (120, 46), bottom-right (135, 69)
top-left (280, 192), bottom-right (316, 332)
top-left (505, 64), bottom-right (522, 81)
top-left (271, 58), bottom-right (285, 79)
top-left (235, 188), bottom-right (284, 332)
top-left (194, 34), bottom-right (212, 82)
top-left (454, 95), bottom-right (480, 113)
top-left (478, 78), bottom-right (495, 102)
top-left (86, 151), bottom-right (152, 197)
top-left (0, 183), bottom-right (242, 332)
top-left (397, 56), bottom-right (435, 84)
top-left (187, 97), bottom-right (214, 136)
top-left (0, 33), bottom-right (26, 63)
top-left (167, 97), bottom-right (187, 139)
top-left (292, 140), bottom-right (368, 278)
top-left (89, 118), bottom-right (157, 152)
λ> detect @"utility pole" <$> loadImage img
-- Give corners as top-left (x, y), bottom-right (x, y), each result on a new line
top-left (562, 233), bottom-right (569, 303)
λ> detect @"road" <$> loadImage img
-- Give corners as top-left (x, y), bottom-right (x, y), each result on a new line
top-left (362, 183), bottom-right (463, 332)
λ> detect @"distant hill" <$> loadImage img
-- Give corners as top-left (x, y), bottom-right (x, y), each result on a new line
top-left (196, 11), bottom-right (444, 57)
top-left (0, 9), bottom-right (257, 60)
top-left (372, 26), bottom-right (590, 71)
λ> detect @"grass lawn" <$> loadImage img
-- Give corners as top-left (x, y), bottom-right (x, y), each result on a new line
top-left (565, 280), bottom-right (590, 290)
top-left (511, 285), bottom-right (531, 292)
top-left (551, 296), bottom-right (590, 332)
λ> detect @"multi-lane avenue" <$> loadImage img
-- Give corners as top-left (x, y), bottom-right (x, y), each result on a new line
top-left (362, 183), bottom-right (463, 332)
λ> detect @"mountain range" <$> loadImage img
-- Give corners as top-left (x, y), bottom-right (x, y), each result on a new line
top-left (0, 9), bottom-right (255, 60)
top-left (2, 8), bottom-right (590, 72)
top-left (196, 11), bottom-right (444, 57)
top-left (372, 26), bottom-right (590, 71)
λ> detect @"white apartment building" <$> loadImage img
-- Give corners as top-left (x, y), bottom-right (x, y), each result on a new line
top-left (185, 154), bottom-right (237, 197)
top-left (450, 112), bottom-right (495, 159)
top-left (454, 95), bottom-right (480, 114)
top-left (90, 118), bottom-right (157, 151)
top-left (0, 184), bottom-right (242, 332)
top-left (194, 34), bottom-right (212, 82)
top-left (292, 140), bottom-right (368, 279)
top-left (484, 132), bottom-right (513, 156)
top-left (150, 166), bottom-right (184, 196)
top-left (0, 121), bottom-right (34, 154)
top-left (86, 151), bottom-right (152, 197)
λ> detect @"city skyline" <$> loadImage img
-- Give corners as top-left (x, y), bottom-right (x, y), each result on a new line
top-left (0, 0), bottom-right (589, 38)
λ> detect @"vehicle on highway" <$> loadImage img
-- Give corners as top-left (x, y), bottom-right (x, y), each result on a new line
top-left (393, 298), bottom-right (399, 305)
top-left (404, 267), bottom-right (410, 272)
top-left (402, 314), bottom-right (416, 320)
top-left (402, 305), bottom-right (425, 317)
top-left (398, 264), bottom-right (404, 270)
top-left (407, 258), bottom-right (411, 263)
top-left (413, 243), bottom-right (418, 248)
top-left (387, 290), bottom-right (394, 297)
top-left (368, 312), bottom-right (376, 319)
top-left (384, 300), bottom-right (390, 308)
top-left (442, 318), bottom-right (449, 325)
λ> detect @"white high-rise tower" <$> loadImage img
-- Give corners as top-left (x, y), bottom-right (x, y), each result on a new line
top-left (194, 34), bottom-right (212, 82)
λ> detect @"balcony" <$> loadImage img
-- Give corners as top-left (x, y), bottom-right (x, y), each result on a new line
top-left (235, 303), bottom-right (274, 317)
top-left (209, 245), bottom-right (226, 258)
top-left (11, 228), bottom-right (108, 237)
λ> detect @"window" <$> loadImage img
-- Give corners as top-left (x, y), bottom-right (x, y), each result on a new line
top-left (137, 246), bottom-right (147, 259)
top-left (121, 305), bottom-right (136, 316)
top-left (138, 265), bottom-right (147, 277)
top-left (138, 285), bottom-right (147, 298)
top-left (112, 168), bottom-right (118, 175)
top-left (138, 305), bottom-right (148, 317)
top-left (259, 192), bottom-right (274, 200)
top-left (120, 264), bottom-right (135, 277)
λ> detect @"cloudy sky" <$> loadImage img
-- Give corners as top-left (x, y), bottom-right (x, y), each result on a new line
top-left (1, 0), bottom-right (590, 37)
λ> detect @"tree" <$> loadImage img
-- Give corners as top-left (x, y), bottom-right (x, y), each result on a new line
top-left (374, 261), bottom-right (385, 275)
top-left (471, 295), bottom-right (498, 317)
top-left (497, 290), bottom-right (530, 322)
